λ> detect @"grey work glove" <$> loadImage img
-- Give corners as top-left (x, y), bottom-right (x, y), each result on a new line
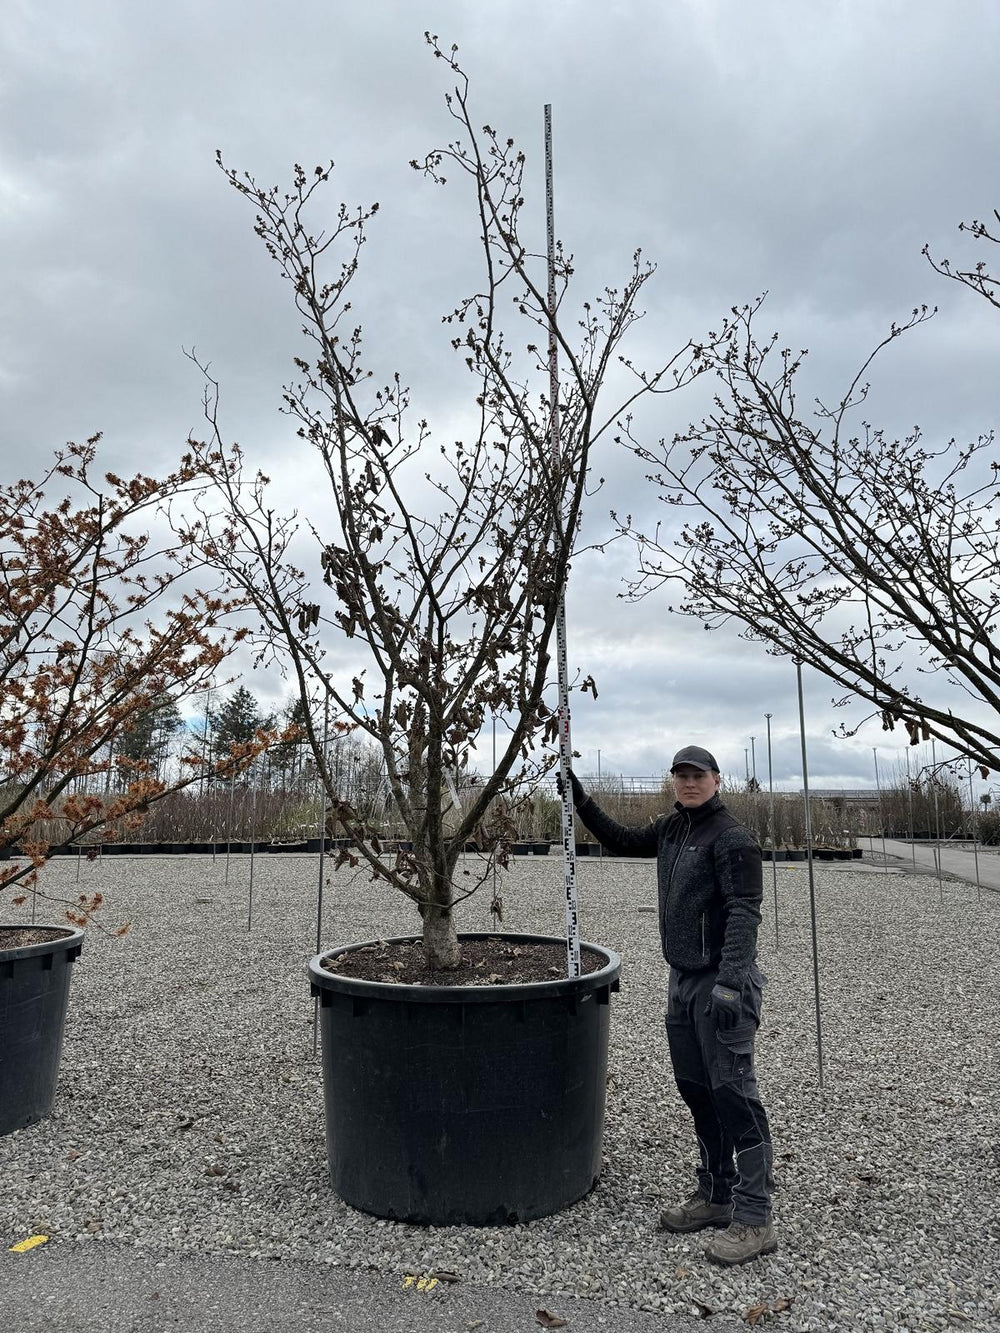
top-left (555, 767), bottom-right (587, 808)
top-left (704, 982), bottom-right (742, 1030)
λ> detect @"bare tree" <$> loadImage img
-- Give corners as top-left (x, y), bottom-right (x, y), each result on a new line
top-left (616, 211), bottom-right (1000, 777)
top-left (187, 38), bottom-right (708, 968)
top-left (0, 438), bottom-right (281, 923)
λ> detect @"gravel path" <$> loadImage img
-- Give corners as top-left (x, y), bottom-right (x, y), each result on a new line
top-left (2, 853), bottom-right (998, 1331)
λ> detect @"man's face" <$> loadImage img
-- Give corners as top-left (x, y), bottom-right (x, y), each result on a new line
top-left (672, 765), bottom-right (721, 808)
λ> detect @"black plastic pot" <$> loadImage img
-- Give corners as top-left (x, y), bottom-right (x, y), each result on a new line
top-left (0, 924), bottom-right (84, 1136)
top-left (309, 931), bottom-right (621, 1226)
top-left (533, 842), bottom-right (550, 856)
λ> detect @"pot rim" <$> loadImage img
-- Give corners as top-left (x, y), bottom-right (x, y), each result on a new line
top-left (308, 930), bottom-right (622, 1004)
top-left (0, 922), bottom-right (85, 963)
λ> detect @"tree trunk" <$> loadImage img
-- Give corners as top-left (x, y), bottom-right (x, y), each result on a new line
top-left (420, 902), bottom-right (460, 970)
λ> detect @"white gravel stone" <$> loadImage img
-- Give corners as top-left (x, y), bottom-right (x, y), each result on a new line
top-left (1, 852), bottom-right (998, 1331)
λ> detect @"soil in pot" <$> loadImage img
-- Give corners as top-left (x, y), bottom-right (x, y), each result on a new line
top-left (324, 936), bottom-right (604, 986)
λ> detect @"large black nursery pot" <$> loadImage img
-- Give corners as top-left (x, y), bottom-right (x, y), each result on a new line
top-left (309, 931), bottom-right (621, 1226)
top-left (0, 924), bottom-right (84, 1135)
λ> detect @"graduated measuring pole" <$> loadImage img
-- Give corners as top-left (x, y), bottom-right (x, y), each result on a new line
top-left (545, 103), bottom-right (581, 979)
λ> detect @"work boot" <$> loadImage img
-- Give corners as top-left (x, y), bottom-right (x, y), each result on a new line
top-left (705, 1219), bottom-right (778, 1266)
top-left (658, 1189), bottom-right (734, 1234)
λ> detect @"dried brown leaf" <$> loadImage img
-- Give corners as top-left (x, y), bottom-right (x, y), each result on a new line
top-left (535, 1310), bottom-right (568, 1329)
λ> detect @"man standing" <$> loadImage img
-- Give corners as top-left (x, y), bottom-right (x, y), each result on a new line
top-left (567, 745), bottom-right (775, 1265)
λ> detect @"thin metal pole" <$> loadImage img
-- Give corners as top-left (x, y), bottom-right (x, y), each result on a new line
top-left (904, 749), bottom-right (917, 869)
top-left (795, 661), bottom-right (824, 1088)
top-left (247, 771), bottom-right (258, 931)
top-left (765, 713), bottom-right (779, 948)
top-left (872, 748), bottom-right (889, 875)
top-left (597, 750), bottom-right (603, 859)
top-left (967, 756), bottom-right (982, 902)
top-left (314, 695), bottom-right (330, 1057)
top-left (545, 102), bottom-right (580, 978)
top-left (931, 739), bottom-right (944, 903)
top-left (224, 776), bottom-right (236, 887)
top-left (750, 736), bottom-right (757, 784)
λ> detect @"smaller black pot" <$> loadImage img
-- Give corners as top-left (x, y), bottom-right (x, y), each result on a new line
top-left (0, 924), bottom-right (85, 1136)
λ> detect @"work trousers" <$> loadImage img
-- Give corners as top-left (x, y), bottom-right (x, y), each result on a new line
top-left (664, 963), bottom-right (773, 1226)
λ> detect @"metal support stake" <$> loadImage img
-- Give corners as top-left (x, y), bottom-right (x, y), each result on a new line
top-left (545, 102), bottom-right (580, 978)
top-left (872, 748), bottom-right (889, 874)
top-left (247, 772), bottom-right (258, 931)
top-left (796, 661), bottom-right (824, 1088)
top-left (765, 713), bottom-right (779, 948)
top-left (225, 776), bottom-right (236, 887)
top-left (967, 756), bottom-right (982, 903)
top-left (904, 749), bottom-right (917, 869)
top-left (314, 694), bottom-right (330, 1056)
top-left (931, 739), bottom-right (944, 903)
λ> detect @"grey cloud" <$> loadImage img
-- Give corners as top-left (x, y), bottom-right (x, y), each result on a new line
top-left (2, 0), bottom-right (997, 788)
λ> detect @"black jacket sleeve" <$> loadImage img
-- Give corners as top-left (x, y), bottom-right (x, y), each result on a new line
top-left (574, 794), bottom-right (659, 858)
top-left (713, 830), bottom-right (763, 990)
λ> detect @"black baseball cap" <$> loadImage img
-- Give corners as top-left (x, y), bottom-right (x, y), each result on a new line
top-left (670, 746), bottom-right (720, 773)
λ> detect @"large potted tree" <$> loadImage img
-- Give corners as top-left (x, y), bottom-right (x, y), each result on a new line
top-left (190, 38), bottom-right (709, 1223)
top-left (0, 442), bottom-right (285, 1135)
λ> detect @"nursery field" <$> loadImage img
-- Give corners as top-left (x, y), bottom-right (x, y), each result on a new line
top-left (1, 854), bottom-right (998, 1332)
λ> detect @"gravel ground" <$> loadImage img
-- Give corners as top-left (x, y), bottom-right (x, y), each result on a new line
top-left (2, 852), bottom-right (998, 1331)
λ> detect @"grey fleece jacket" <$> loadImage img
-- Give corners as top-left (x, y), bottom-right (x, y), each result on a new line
top-left (574, 791), bottom-right (763, 990)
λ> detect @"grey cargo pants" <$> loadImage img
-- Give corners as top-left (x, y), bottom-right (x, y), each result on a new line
top-left (664, 963), bottom-right (773, 1226)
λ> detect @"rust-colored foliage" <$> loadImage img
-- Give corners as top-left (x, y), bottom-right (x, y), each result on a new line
top-left (0, 437), bottom-right (290, 925)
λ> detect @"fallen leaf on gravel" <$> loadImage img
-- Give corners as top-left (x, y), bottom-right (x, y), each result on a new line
top-left (65, 1149), bottom-right (82, 1161)
top-left (535, 1309), bottom-right (568, 1328)
top-left (85, 1220), bottom-right (102, 1234)
top-left (204, 1164), bottom-right (226, 1177)
top-left (674, 1266), bottom-right (691, 1279)
top-left (772, 1297), bottom-right (794, 1312)
top-left (692, 1298), bottom-right (716, 1319)
top-left (746, 1303), bottom-right (769, 1326)
top-left (8, 1236), bottom-right (48, 1254)
top-left (430, 1270), bottom-right (460, 1283)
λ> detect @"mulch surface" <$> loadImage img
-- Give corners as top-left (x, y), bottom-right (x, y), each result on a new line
top-left (322, 937), bottom-right (605, 986)
top-left (0, 926), bottom-right (74, 950)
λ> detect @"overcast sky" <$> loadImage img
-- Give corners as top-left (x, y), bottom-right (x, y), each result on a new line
top-left (3, 0), bottom-right (998, 796)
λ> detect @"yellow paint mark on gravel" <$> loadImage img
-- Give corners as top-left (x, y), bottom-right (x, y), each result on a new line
top-left (9, 1235), bottom-right (48, 1253)
top-left (402, 1273), bottom-right (439, 1292)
